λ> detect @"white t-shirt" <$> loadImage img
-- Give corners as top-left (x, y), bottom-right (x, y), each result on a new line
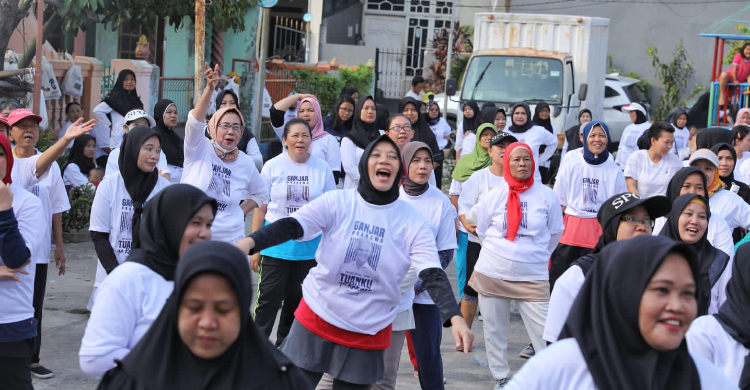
top-left (555, 153), bottom-right (627, 218)
top-left (404, 89), bottom-right (422, 101)
top-left (476, 182), bottom-right (564, 277)
top-left (260, 152), bottom-right (335, 223)
top-left (687, 314), bottom-right (750, 386)
top-left (105, 147), bottom-right (170, 178)
top-left (63, 163), bottom-right (90, 188)
top-left (544, 265), bottom-right (584, 343)
top-left (429, 117), bottom-right (452, 150)
top-left (312, 134), bottom-right (342, 174)
top-left (79, 262), bottom-right (174, 378)
top-left (458, 167), bottom-right (505, 243)
top-left (615, 121), bottom-right (651, 167)
top-left (559, 148), bottom-right (613, 170)
top-left (92, 102), bottom-right (126, 158)
top-left (244, 137), bottom-right (263, 167)
top-left (461, 132), bottom-right (477, 158)
top-left (506, 125), bottom-right (558, 182)
top-left (710, 189), bottom-right (750, 231)
top-left (340, 137), bottom-right (365, 190)
top-left (449, 179), bottom-right (466, 234)
top-left (399, 186), bottom-right (458, 305)
top-left (504, 338), bottom-right (738, 390)
top-left (181, 111), bottom-right (268, 243)
top-left (673, 126), bottom-right (690, 158)
top-left (10, 153), bottom-right (48, 190)
top-left (624, 150), bottom-right (683, 198)
top-left (21, 152), bottom-right (70, 265)
top-left (653, 215), bottom-right (733, 315)
top-left (88, 172), bottom-right (170, 287)
top-left (738, 155), bottom-right (750, 185)
top-left (455, 121), bottom-right (467, 153)
top-left (0, 184), bottom-right (43, 325)
top-left (292, 189), bottom-right (443, 335)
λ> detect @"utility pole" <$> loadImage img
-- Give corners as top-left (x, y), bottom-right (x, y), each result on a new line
top-left (253, 8), bottom-right (271, 137)
top-left (442, 0), bottom-right (457, 120)
top-left (194, 0), bottom-right (206, 105)
top-left (33, 0), bottom-right (44, 114)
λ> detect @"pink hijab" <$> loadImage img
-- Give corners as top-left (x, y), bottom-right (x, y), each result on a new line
top-left (738, 107), bottom-right (750, 125)
top-left (298, 97), bottom-right (328, 141)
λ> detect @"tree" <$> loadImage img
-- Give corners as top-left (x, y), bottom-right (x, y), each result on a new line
top-left (647, 40), bottom-right (695, 121)
top-left (0, 0), bottom-right (256, 71)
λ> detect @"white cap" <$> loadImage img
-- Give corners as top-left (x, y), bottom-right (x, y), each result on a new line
top-left (688, 149), bottom-right (719, 168)
top-left (124, 109), bottom-right (156, 127)
top-left (621, 103), bottom-right (647, 117)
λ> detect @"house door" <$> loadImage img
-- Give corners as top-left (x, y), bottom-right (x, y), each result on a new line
top-left (365, 15), bottom-right (406, 99)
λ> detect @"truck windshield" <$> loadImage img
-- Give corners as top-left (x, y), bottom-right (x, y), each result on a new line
top-left (461, 56), bottom-right (563, 105)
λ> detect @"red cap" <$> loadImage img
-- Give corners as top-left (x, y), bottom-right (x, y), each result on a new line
top-left (0, 114), bottom-right (8, 127)
top-left (7, 108), bottom-right (42, 127)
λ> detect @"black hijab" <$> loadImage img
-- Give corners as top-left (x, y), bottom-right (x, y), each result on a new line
top-left (659, 193), bottom-right (729, 315)
top-left (532, 102), bottom-right (554, 133)
top-left (153, 99), bottom-right (184, 168)
top-left (715, 242), bottom-right (750, 389)
top-left (559, 235), bottom-right (701, 390)
top-left (357, 135), bottom-right (403, 205)
top-left (696, 127), bottom-right (732, 149)
top-left (118, 126), bottom-right (161, 239)
top-left (398, 97), bottom-right (442, 163)
top-left (632, 108), bottom-right (648, 125)
top-left (711, 142), bottom-right (750, 198)
top-left (667, 167), bottom-right (708, 202)
top-left (671, 108), bottom-right (689, 129)
top-left (564, 109), bottom-right (591, 151)
top-left (104, 69), bottom-right (144, 117)
top-left (375, 103), bottom-right (390, 132)
top-left (477, 106), bottom-right (501, 127)
top-left (343, 96), bottom-right (379, 149)
top-left (214, 90), bottom-right (254, 142)
top-left (341, 85), bottom-right (358, 98)
top-left (461, 100), bottom-right (480, 134)
top-left (129, 184), bottom-right (217, 281)
top-left (427, 101), bottom-right (441, 126)
top-left (508, 102), bottom-right (533, 133)
top-left (97, 241), bottom-right (310, 390)
top-left (63, 134), bottom-right (96, 177)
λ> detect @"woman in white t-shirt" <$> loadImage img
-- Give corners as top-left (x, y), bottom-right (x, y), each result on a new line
top-left (79, 184), bottom-right (216, 378)
top-left (505, 102), bottom-right (557, 183)
top-left (235, 135), bottom-right (473, 388)
top-left (472, 142), bottom-right (564, 388)
top-left (624, 122), bottom-right (683, 197)
top-left (89, 126), bottom-right (171, 307)
top-left (251, 118), bottom-right (335, 347)
top-left (181, 65), bottom-right (267, 244)
top-left (0, 133), bottom-right (45, 389)
top-left (426, 102), bottom-right (453, 151)
top-left (214, 90), bottom-right (263, 169)
top-left (340, 97), bottom-right (380, 190)
top-left (399, 141), bottom-right (458, 389)
top-left (671, 108), bottom-right (690, 159)
top-left (687, 242), bottom-right (750, 387)
top-left (152, 99), bottom-right (185, 184)
top-left (105, 109), bottom-right (171, 182)
top-left (450, 124), bottom-right (499, 302)
top-left (93, 69), bottom-right (144, 168)
top-left (615, 103), bottom-right (650, 167)
top-left (550, 121), bottom-right (627, 289)
top-left (730, 125), bottom-right (750, 184)
top-left (506, 235), bottom-right (737, 390)
top-left (63, 134), bottom-right (97, 189)
top-left (454, 101), bottom-right (479, 160)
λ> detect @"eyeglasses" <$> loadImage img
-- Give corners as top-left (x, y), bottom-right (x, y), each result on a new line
top-left (622, 216), bottom-right (655, 228)
top-left (218, 123), bottom-right (242, 132)
top-left (389, 125), bottom-right (413, 133)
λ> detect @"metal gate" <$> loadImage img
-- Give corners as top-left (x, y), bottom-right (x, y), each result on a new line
top-left (271, 16), bottom-right (307, 63)
top-left (374, 48), bottom-right (412, 100)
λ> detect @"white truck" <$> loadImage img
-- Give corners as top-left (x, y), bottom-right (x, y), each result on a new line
top-left (447, 13), bottom-right (610, 145)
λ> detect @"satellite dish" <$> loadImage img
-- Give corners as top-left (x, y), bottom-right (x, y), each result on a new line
top-left (303, 13), bottom-right (313, 22)
top-left (257, 0), bottom-right (277, 8)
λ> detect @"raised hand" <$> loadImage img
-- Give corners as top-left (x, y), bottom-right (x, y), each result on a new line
top-left (204, 63), bottom-right (222, 92)
top-left (62, 118), bottom-right (96, 142)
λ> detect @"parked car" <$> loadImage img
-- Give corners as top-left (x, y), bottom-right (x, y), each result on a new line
top-left (602, 73), bottom-right (650, 149)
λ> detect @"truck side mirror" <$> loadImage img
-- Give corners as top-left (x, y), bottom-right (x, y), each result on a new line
top-left (446, 79), bottom-right (457, 96)
top-left (578, 83), bottom-right (588, 101)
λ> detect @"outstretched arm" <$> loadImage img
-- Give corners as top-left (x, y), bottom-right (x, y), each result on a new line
top-left (192, 63), bottom-right (222, 122)
top-left (36, 118), bottom-right (95, 178)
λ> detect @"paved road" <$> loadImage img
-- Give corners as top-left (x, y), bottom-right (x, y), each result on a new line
top-left (31, 219), bottom-right (532, 389)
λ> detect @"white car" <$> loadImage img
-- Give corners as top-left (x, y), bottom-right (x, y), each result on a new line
top-left (433, 91), bottom-right (461, 125)
top-left (602, 74), bottom-right (650, 147)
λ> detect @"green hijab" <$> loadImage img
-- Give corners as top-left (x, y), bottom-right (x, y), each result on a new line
top-left (451, 123), bottom-right (499, 181)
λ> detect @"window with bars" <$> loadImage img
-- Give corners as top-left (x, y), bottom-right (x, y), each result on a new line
top-left (118, 21), bottom-right (143, 60)
top-left (410, 0), bottom-right (430, 13)
top-left (435, 1), bottom-right (453, 14)
top-left (366, 0), bottom-right (405, 12)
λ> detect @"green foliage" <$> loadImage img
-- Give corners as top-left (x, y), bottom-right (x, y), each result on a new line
top-left (340, 67), bottom-right (374, 97)
top-left (35, 130), bottom-right (55, 152)
top-left (62, 184), bottom-right (96, 232)
top-left (607, 54), bottom-right (652, 106)
top-left (647, 41), bottom-right (695, 121)
top-left (723, 25), bottom-right (750, 65)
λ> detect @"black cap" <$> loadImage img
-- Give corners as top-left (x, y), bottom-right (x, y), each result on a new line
top-left (490, 132), bottom-right (518, 146)
top-left (597, 193), bottom-right (672, 228)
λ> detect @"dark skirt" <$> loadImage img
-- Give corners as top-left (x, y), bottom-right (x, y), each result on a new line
top-left (279, 320), bottom-right (385, 385)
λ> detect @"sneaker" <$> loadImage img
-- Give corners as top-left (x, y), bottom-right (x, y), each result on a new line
top-left (30, 365), bottom-right (54, 379)
top-left (494, 378), bottom-right (510, 389)
top-left (477, 311), bottom-right (483, 321)
top-left (519, 343), bottom-right (535, 359)
top-left (413, 371), bottom-right (419, 379)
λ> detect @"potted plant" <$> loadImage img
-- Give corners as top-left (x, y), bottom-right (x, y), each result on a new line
top-left (62, 184), bottom-right (96, 243)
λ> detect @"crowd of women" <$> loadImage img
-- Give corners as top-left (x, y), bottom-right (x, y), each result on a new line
top-left (2, 60), bottom-right (750, 390)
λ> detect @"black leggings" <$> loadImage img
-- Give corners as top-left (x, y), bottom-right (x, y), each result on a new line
top-left (549, 243), bottom-right (594, 292)
top-left (302, 369), bottom-right (372, 390)
top-left (462, 241), bottom-right (482, 300)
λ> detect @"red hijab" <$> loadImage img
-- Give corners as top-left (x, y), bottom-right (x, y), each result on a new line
top-left (503, 142), bottom-right (535, 241)
top-left (0, 133), bottom-right (12, 185)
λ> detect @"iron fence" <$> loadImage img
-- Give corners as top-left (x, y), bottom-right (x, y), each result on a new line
top-left (100, 64), bottom-right (116, 100)
top-left (158, 77), bottom-right (194, 124)
top-left (271, 16), bottom-right (307, 63)
top-left (375, 48), bottom-right (411, 100)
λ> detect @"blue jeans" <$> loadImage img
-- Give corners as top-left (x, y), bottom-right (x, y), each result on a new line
top-left (456, 231), bottom-right (468, 298)
top-left (411, 303), bottom-right (444, 390)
